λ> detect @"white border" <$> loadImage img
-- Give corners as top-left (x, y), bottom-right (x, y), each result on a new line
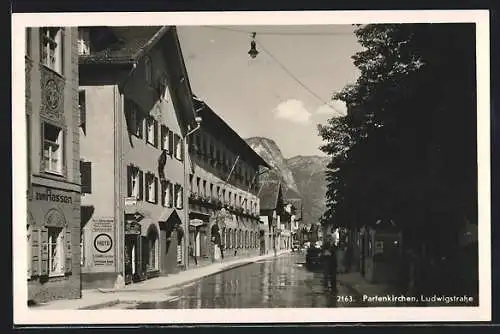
top-left (12, 10), bottom-right (491, 324)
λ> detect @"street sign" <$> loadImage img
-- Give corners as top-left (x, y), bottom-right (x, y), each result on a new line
top-left (125, 197), bottom-right (137, 206)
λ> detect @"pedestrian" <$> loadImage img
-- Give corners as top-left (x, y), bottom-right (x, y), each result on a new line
top-left (322, 235), bottom-right (338, 293)
top-left (220, 243), bottom-right (225, 262)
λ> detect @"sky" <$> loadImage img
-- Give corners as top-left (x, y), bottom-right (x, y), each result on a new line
top-left (177, 25), bottom-right (363, 158)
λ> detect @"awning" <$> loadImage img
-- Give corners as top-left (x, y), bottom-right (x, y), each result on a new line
top-left (158, 207), bottom-right (185, 225)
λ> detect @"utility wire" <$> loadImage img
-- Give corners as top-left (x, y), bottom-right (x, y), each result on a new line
top-left (255, 38), bottom-right (346, 117)
top-left (203, 25), bottom-right (355, 36)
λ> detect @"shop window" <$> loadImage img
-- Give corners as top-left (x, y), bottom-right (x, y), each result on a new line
top-left (161, 180), bottom-right (173, 207)
top-left (145, 173), bottom-right (158, 204)
top-left (174, 134), bottom-right (183, 161)
top-left (175, 184), bottom-right (183, 209)
top-left (42, 122), bottom-right (64, 175)
top-left (127, 165), bottom-right (143, 200)
top-left (40, 27), bottom-right (63, 74)
top-left (48, 227), bottom-right (65, 277)
top-left (125, 99), bottom-right (144, 138)
top-left (146, 117), bottom-right (158, 147)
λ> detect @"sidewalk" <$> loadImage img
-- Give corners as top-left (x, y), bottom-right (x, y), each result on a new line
top-left (30, 250), bottom-right (291, 310)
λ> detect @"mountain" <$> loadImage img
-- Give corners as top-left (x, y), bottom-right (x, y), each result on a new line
top-left (245, 137), bottom-right (330, 225)
top-left (245, 137), bottom-right (302, 199)
top-left (286, 155), bottom-right (330, 224)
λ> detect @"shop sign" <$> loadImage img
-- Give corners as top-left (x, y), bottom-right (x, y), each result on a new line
top-left (33, 187), bottom-right (73, 204)
top-left (91, 218), bottom-right (115, 268)
top-left (125, 221), bottom-right (141, 235)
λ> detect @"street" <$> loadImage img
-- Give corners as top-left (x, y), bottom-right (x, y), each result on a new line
top-left (109, 253), bottom-right (362, 309)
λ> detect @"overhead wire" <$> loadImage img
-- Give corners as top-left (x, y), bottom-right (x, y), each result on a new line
top-left (202, 25), bottom-right (355, 36)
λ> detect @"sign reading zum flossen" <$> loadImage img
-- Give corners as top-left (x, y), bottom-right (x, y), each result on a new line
top-left (91, 218), bottom-right (115, 268)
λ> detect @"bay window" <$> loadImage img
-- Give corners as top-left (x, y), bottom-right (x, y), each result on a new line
top-left (43, 122), bottom-right (64, 175)
top-left (40, 27), bottom-right (63, 74)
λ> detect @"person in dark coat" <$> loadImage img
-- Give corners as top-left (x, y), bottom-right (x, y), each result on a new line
top-left (322, 236), bottom-right (338, 293)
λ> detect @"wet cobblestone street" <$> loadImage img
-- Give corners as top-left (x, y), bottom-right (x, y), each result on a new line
top-left (127, 253), bottom-right (361, 309)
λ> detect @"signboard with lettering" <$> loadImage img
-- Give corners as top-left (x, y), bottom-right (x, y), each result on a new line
top-left (91, 218), bottom-right (115, 270)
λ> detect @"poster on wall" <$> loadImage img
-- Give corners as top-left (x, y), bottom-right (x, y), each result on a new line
top-left (91, 218), bottom-right (115, 269)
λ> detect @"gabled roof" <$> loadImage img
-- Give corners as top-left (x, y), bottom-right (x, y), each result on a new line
top-left (259, 181), bottom-right (282, 211)
top-left (194, 98), bottom-right (270, 169)
top-left (79, 26), bottom-right (166, 65)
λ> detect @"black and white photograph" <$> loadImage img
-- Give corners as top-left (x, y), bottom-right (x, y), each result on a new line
top-left (12, 10), bottom-right (491, 324)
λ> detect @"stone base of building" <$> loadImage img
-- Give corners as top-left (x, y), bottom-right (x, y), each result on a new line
top-left (81, 272), bottom-right (118, 290)
top-left (28, 274), bottom-right (81, 304)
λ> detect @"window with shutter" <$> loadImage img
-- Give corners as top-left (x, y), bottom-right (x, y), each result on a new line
top-left (168, 182), bottom-right (173, 207)
top-left (154, 177), bottom-right (158, 204)
top-left (65, 228), bottom-right (72, 274)
top-left (153, 120), bottom-right (158, 148)
top-left (40, 227), bottom-right (49, 276)
top-left (30, 227), bottom-right (40, 277)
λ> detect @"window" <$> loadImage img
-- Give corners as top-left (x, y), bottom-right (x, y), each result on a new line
top-left (161, 181), bottom-right (173, 207)
top-left (174, 134), bottom-right (183, 160)
top-left (144, 56), bottom-right (152, 87)
top-left (127, 166), bottom-right (143, 200)
top-left (222, 189), bottom-right (226, 202)
top-left (48, 227), bottom-right (65, 277)
top-left (146, 117), bottom-right (158, 147)
top-left (145, 173), bottom-right (158, 203)
top-left (40, 27), bottom-right (63, 74)
top-left (209, 183), bottom-right (214, 199)
top-left (196, 177), bottom-right (201, 195)
top-left (175, 184), bottom-right (183, 209)
top-left (216, 186), bottom-right (220, 199)
top-left (79, 90), bottom-right (86, 134)
top-left (228, 192), bottom-right (232, 205)
top-left (125, 100), bottom-right (144, 138)
top-left (202, 180), bottom-right (207, 198)
top-left (43, 123), bottom-right (64, 175)
top-left (189, 174), bottom-right (193, 193)
top-left (160, 125), bottom-right (169, 151)
top-left (78, 28), bottom-right (91, 55)
top-left (80, 160), bottom-right (92, 194)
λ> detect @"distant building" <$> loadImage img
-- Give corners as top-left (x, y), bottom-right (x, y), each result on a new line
top-left (186, 99), bottom-right (270, 265)
top-left (26, 27), bottom-right (82, 303)
top-left (78, 26), bottom-right (198, 288)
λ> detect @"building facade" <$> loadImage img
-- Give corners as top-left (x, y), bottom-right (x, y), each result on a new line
top-left (186, 99), bottom-right (269, 267)
top-left (26, 27), bottom-right (82, 303)
top-left (258, 181), bottom-right (285, 254)
top-left (78, 26), bottom-right (197, 288)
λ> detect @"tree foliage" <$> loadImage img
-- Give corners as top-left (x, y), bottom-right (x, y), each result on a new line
top-left (318, 23), bottom-right (477, 252)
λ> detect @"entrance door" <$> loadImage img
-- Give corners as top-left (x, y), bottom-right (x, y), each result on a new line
top-left (125, 235), bottom-right (140, 284)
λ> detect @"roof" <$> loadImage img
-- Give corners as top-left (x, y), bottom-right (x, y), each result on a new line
top-left (79, 26), bottom-right (166, 65)
top-left (258, 181), bottom-right (282, 211)
top-left (194, 98), bottom-right (270, 169)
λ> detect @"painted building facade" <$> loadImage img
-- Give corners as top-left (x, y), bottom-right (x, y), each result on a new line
top-left (258, 181), bottom-right (286, 254)
top-left (26, 27), bottom-right (82, 303)
top-left (186, 99), bottom-right (270, 267)
top-left (78, 26), bottom-right (197, 288)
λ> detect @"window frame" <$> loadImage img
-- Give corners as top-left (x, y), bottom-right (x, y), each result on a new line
top-left (162, 180), bottom-right (173, 208)
top-left (48, 226), bottom-right (65, 277)
top-left (40, 27), bottom-right (63, 75)
top-left (42, 121), bottom-right (65, 176)
top-left (145, 116), bottom-right (157, 147)
top-left (145, 172), bottom-right (158, 204)
top-left (175, 184), bottom-right (183, 209)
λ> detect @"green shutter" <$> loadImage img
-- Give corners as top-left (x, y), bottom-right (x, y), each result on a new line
top-left (40, 227), bottom-right (49, 276)
top-left (65, 227), bottom-right (72, 273)
top-left (30, 227), bottom-right (40, 277)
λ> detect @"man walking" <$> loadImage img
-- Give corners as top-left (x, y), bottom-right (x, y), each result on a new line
top-left (322, 235), bottom-right (338, 294)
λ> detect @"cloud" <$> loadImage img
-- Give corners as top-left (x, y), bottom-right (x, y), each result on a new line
top-left (315, 99), bottom-right (348, 117)
top-left (272, 99), bottom-right (312, 124)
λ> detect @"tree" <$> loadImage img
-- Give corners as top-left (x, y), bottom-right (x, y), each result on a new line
top-left (319, 23), bottom-right (477, 255)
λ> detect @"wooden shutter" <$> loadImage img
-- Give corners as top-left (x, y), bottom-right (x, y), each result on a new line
top-left (180, 137), bottom-right (185, 161)
top-left (154, 176), bottom-right (158, 204)
top-left (180, 186), bottom-right (183, 209)
top-left (138, 170), bottom-right (144, 200)
top-left (65, 227), bottom-right (72, 274)
top-left (80, 161), bottom-right (92, 194)
top-left (168, 182), bottom-right (173, 207)
top-left (127, 165), bottom-right (132, 197)
top-left (40, 227), bottom-right (49, 276)
top-left (168, 131), bottom-right (174, 155)
top-left (31, 227), bottom-right (40, 277)
top-left (153, 120), bottom-right (158, 148)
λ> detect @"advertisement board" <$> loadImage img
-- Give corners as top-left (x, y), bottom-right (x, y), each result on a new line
top-left (91, 218), bottom-right (115, 270)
